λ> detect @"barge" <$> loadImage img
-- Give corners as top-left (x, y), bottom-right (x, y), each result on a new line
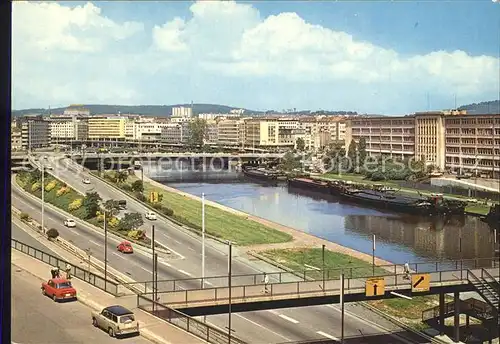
top-left (242, 166), bottom-right (283, 181)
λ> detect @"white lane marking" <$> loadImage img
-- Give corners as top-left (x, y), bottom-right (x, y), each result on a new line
top-left (235, 314), bottom-right (291, 341)
top-left (89, 239), bottom-right (101, 246)
top-left (188, 247), bottom-right (196, 252)
top-left (112, 252), bottom-right (126, 260)
top-left (178, 269), bottom-right (192, 276)
top-left (304, 264), bottom-right (320, 271)
top-left (159, 260), bottom-right (171, 267)
top-left (317, 331), bottom-right (339, 341)
top-left (173, 239), bottom-right (182, 245)
top-left (278, 314), bottom-right (299, 324)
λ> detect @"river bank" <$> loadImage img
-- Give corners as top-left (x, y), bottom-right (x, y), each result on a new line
top-left (138, 172), bottom-right (400, 270)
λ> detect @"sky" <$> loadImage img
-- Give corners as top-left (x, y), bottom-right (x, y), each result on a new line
top-left (11, 0), bottom-right (500, 114)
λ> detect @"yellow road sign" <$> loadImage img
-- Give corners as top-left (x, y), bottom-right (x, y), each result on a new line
top-left (411, 274), bottom-right (430, 292)
top-left (150, 191), bottom-right (159, 203)
top-left (365, 277), bottom-right (385, 297)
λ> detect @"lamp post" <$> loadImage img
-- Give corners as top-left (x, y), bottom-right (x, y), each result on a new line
top-left (372, 234), bottom-right (376, 275)
top-left (151, 225), bottom-right (156, 307)
top-left (228, 241), bottom-right (233, 344)
top-left (322, 244), bottom-right (326, 290)
top-left (340, 273), bottom-right (345, 344)
top-left (202, 193), bottom-right (206, 287)
top-left (104, 210), bottom-right (108, 292)
top-left (41, 163), bottom-right (45, 234)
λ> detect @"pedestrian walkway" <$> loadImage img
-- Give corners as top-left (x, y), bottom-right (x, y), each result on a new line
top-left (11, 250), bottom-right (207, 344)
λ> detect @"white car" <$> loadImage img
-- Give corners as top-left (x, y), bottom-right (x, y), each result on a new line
top-left (64, 219), bottom-right (76, 227)
top-left (82, 178), bottom-right (91, 184)
top-left (145, 211), bottom-right (157, 221)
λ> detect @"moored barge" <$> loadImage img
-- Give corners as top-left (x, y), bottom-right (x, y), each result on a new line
top-left (242, 166), bottom-right (283, 181)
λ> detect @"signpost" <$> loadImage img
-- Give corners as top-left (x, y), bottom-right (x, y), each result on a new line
top-left (411, 274), bottom-right (430, 292)
top-left (365, 277), bottom-right (385, 297)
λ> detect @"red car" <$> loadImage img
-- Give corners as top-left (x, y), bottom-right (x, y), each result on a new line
top-left (41, 278), bottom-right (77, 302)
top-left (117, 241), bottom-right (134, 254)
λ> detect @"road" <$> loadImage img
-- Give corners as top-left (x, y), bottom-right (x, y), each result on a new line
top-left (11, 266), bottom-right (152, 344)
top-left (12, 157), bottom-right (425, 343)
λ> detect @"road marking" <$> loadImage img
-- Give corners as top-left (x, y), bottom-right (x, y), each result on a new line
top-left (188, 247), bottom-right (196, 252)
top-left (178, 269), bottom-right (192, 276)
top-left (112, 252), bottom-right (126, 260)
top-left (88, 239), bottom-right (101, 246)
top-left (278, 314), bottom-right (299, 324)
top-left (304, 264), bottom-right (320, 271)
top-left (317, 331), bottom-right (339, 341)
top-left (159, 260), bottom-right (171, 267)
top-left (235, 314), bottom-right (291, 341)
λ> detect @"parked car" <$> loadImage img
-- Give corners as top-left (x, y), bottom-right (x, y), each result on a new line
top-left (41, 278), bottom-right (77, 302)
top-left (64, 218), bottom-right (76, 227)
top-left (145, 211), bottom-right (157, 221)
top-left (91, 305), bottom-right (140, 338)
top-left (117, 241), bottom-right (133, 254)
top-left (82, 178), bottom-right (91, 184)
top-left (118, 200), bottom-right (127, 209)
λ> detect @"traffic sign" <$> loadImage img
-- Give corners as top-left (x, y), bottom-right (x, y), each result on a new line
top-left (365, 277), bottom-right (385, 297)
top-left (411, 274), bottom-right (430, 292)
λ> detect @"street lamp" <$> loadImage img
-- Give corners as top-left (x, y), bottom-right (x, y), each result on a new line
top-left (202, 193), bottom-right (206, 287)
top-left (104, 210), bottom-right (108, 292)
top-left (41, 163), bottom-right (45, 234)
top-left (227, 241), bottom-right (233, 344)
top-left (372, 234), bottom-right (376, 275)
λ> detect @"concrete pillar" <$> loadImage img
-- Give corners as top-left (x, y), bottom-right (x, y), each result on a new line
top-left (439, 292), bottom-right (445, 335)
top-left (465, 314), bottom-right (469, 328)
top-left (453, 291), bottom-right (460, 343)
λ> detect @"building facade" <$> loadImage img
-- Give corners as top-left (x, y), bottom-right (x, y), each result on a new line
top-left (217, 119), bottom-right (244, 146)
top-left (11, 127), bottom-right (22, 151)
top-left (346, 112), bottom-right (500, 178)
top-left (19, 115), bottom-right (51, 150)
top-left (161, 123), bottom-right (190, 144)
top-left (172, 106), bottom-right (193, 118)
top-left (87, 117), bottom-right (126, 141)
top-left (243, 117), bottom-right (299, 149)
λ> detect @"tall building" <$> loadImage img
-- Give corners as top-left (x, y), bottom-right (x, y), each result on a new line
top-left (345, 111), bottom-right (500, 178)
top-left (172, 106), bottom-right (193, 118)
top-left (18, 115), bottom-right (51, 150)
top-left (243, 117), bottom-right (299, 149)
top-left (87, 117), bottom-right (126, 141)
top-left (11, 127), bottom-right (22, 151)
top-left (217, 119), bottom-right (244, 147)
top-left (161, 123), bottom-right (190, 144)
top-left (49, 116), bottom-right (88, 143)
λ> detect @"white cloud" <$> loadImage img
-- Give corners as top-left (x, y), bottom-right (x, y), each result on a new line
top-left (12, 1), bottom-right (499, 113)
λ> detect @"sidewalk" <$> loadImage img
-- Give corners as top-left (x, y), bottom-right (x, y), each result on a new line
top-left (11, 250), bottom-right (207, 344)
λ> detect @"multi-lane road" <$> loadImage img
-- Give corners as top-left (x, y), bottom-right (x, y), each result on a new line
top-left (11, 266), bottom-right (152, 344)
top-left (11, 156), bottom-right (427, 343)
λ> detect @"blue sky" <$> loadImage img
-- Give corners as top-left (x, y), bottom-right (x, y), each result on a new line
top-left (12, 1), bottom-right (500, 114)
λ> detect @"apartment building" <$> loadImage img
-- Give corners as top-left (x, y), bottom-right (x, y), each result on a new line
top-left (18, 115), bottom-right (51, 150)
top-left (87, 117), bottom-right (126, 141)
top-left (243, 117), bottom-right (299, 149)
top-left (161, 123), bottom-right (190, 144)
top-left (11, 127), bottom-right (22, 151)
top-left (346, 112), bottom-right (500, 178)
top-left (172, 106), bottom-right (193, 118)
top-left (346, 116), bottom-right (416, 160)
top-left (217, 119), bottom-right (243, 146)
top-left (204, 120), bottom-right (218, 145)
top-left (444, 114), bottom-right (500, 178)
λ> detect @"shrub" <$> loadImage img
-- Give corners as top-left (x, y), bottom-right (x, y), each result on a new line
top-left (31, 182), bottom-right (41, 192)
top-left (20, 212), bottom-right (30, 221)
top-left (134, 192), bottom-right (146, 202)
top-left (128, 229), bottom-right (145, 240)
top-left (56, 186), bottom-right (69, 196)
top-left (68, 199), bottom-right (83, 211)
top-left (45, 180), bottom-right (57, 192)
top-left (151, 203), bottom-right (163, 210)
top-left (161, 207), bottom-right (174, 217)
top-left (46, 228), bottom-right (59, 239)
top-left (121, 184), bottom-right (132, 192)
top-left (108, 217), bottom-right (120, 228)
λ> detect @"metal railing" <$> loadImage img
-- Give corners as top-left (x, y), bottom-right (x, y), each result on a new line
top-left (137, 294), bottom-right (246, 344)
top-left (144, 268), bottom-right (500, 307)
top-left (119, 257), bottom-right (500, 294)
top-left (11, 238), bottom-right (119, 296)
top-left (481, 268), bottom-right (500, 293)
top-left (422, 298), bottom-right (496, 322)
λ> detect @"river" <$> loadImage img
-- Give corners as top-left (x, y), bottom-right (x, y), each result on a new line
top-left (145, 164), bottom-right (496, 265)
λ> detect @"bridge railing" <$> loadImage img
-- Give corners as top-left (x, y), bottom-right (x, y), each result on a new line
top-left (11, 238), bottom-right (119, 296)
top-left (119, 257), bottom-right (499, 294)
top-left (141, 268), bottom-right (500, 307)
top-left (137, 294), bottom-right (247, 344)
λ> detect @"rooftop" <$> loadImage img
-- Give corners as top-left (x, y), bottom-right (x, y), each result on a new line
top-left (105, 305), bottom-right (134, 316)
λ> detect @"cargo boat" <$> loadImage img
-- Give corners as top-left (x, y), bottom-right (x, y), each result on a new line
top-left (287, 178), bottom-right (331, 192)
top-left (242, 166), bottom-right (283, 181)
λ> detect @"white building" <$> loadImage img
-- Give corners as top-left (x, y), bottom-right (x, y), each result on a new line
top-left (19, 115), bottom-right (51, 150)
top-left (198, 113), bottom-right (241, 121)
top-left (133, 119), bottom-right (172, 141)
top-left (161, 123), bottom-right (190, 144)
top-left (172, 106), bottom-right (193, 118)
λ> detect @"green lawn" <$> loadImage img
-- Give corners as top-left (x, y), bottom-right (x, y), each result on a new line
top-left (119, 175), bottom-right (292, 246)
top-left (259, 248), bottom-right (388, 279)
top-left (369, 295), bottom-right (452, 320)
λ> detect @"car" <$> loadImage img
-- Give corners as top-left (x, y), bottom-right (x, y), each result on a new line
top-left (118, 200), bottom-right (127, 209)
top-left (64, 218), bottom-right (76, 227)
top-left (82, 178), bottom-right (91, 184)
top-left (91, 305), bottom-right (140, 338)
top-left (145, 211), bottom-right (157, 221)
top-left (117, 241), bottom-right (133, 254)
top-left (41, 278), bottom-right (77, 302)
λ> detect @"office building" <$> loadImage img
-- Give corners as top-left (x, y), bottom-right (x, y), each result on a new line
top-left (18, 115), bottom-right (51, 150)
top-left (11, 127), bottom-right (22, 151)
top-left (243, 117), bottom-right (299, 149)
top-left (217, 119), bottom-right (244, 147)
top-left (161, 123), bottom-right (190, 144)
top-left (172, 106), bottom-right (193, 118)
top-left (88, 117), bottom-right (126, 141)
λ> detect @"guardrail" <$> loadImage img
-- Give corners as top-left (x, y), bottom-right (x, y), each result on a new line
top-left (144, 268), bottom-right (500, 307)
top-left (119, 257), bottom-right (500, 294)
top-left (137, 294), bottom-right (247, 344)
top-left (11, 238), bottom-right (119, 296)
top-left (422, 298), bottom-right (497, 322)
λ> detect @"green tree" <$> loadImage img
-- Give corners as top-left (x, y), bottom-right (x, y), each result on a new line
top-left (28, 169), bottom-right (42, 183)
top-left (188, 119), bottom-right (207, 148)
top-left (280, 152), bottom-right (302, 172)
top-left (357, 138), bottom-right (367, 172)
top-left (83, 191), bottom-right (102, 219)
top-left (323, 142), bottom-right (346, 174)
top-left (347, 140), bottom-right (358, 173)
top-left (115, 170), bottom-right (128, 184)
top-left (295, 138), bottom-right (305, 151)
top-left (118, 212), bottom-right (144, 231)
top-left (131, 180), bottom-right (144, 192)
top-left (103, 200), bottom-right (120, 217)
